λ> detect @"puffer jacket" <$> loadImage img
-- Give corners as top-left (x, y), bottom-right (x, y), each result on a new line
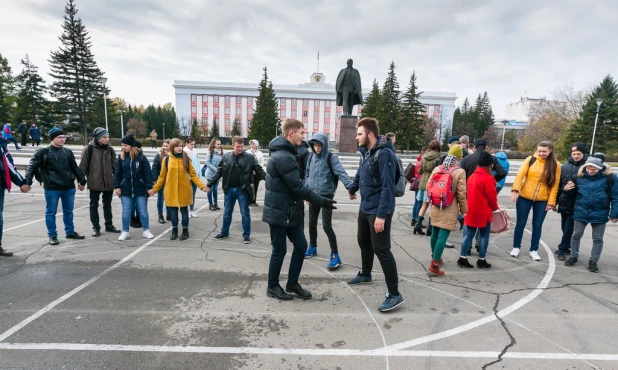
top-left (418, 150), bottom-right (441, 189)
top-left (296, 140), bottom-right (310, 178)
top-left (512, 155), bottom-right (561, 206)
top-left (202, 150), bottom-right (223, 180)
top-left (493, 151), bottom-right (510, 189)
top-left (113, 152), bottom-right (152, 197)
top-left (565, 165), bottom-right (618, 224)
top-left (263, 136), bottom-right (325, 227)
top-left (349, 136), bottom-right (397, 219)
top-left (183, 146), bottom-right (204, 183)
top-left (556, 155), bottom-right (588, 214)
top-left (78, 140), bottom-right (116, 191)
top-left (24, 145), bottom-right (86, 190)
top-left (305, 132), bottom-right (353, 196)
top-left (151, 152), bottom-right (166, 185)
top-left (429, 164), bottom-right (468, 231)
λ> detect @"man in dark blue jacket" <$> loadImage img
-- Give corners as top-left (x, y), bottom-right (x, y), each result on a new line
top-left (0, 138), bottom-right (30, 257)
top-left (263, 119), bottom-right (336, 301)
top-left (348, 117), bottom-right (404, 312)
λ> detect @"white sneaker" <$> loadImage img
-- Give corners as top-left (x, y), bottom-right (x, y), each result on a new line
top-left (530, 251), bottom-right (541, 261)
top-left (118, 231), bottom-right (130, 241)
top-left (510, 248), bottom-right (521, 257)
top-left (143, 230), bottom-right (154, 239)
top-left (189, 211), bottom-right (198, 218)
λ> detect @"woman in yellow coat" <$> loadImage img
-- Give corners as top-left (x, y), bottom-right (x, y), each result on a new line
top-left (150, 138), bottom-right (206, 241)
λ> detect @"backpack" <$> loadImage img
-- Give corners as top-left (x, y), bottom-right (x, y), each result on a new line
top-left (373, 149), bottom-right (405, 197)
top-left (308, 151), bottom-right (338, 190)
top-left (427, 166), bottom-right (460, 210)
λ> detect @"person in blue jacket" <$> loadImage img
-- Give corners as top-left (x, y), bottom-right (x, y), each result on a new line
top-left (29, 123), bottom-right (41, 146)
top-left (202, 138), bottom-right (223, 211)
top-left (0, 138), bottom-right (29, 256)
top-left (491, 149), bottom-right (510, 194)
top-left (303, 132), bottom-right (353, 269)
top-left (564, 155), bottom-right (618, 273)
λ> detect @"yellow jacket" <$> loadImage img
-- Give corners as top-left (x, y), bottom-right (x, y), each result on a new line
top-left (153, 155), bottom-right (204, 207)
top-left (512, 155), bottom-right (561, 206)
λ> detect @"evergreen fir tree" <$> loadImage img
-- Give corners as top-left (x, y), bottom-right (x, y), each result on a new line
top-left (48, 0), bottom-right (105, 144)
top-left (210, 118), bottom-right (220, 139)
top-left (361, 79), bottom-right (381, 119)
top-left (0, 53), bottom-right (16, 122)
top-left (378, 61), bottom-right (401, 134)
top-left (231, 117), bottom-right (242, 137)
top-left (565, 75), bottom-right (618, 154)
top-left (250, 67), bottom-right (279, 145)
top-left (399, 71), bottom-right (426, 149)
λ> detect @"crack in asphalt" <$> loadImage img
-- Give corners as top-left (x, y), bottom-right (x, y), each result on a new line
top-left (482, 294), bottom-right (517, 369)
top-left (0, 241), bottom-right (48, 279)
top-left (199, 213), bottom-right (222, 259)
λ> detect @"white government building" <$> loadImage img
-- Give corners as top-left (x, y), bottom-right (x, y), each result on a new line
top-left (174, 72), bottom-right (457, 142)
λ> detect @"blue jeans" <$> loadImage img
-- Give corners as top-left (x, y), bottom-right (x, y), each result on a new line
top-left (0, 190), bottom-right (4, 246)
top-left (121, 196), bottom-right (149, 232)
top-left (267, 224), bottom-right (307, 288)
top-left (513, 197), bottom-right (548, 252)
top-left (411, 192), bottom-right (422, 222)
top-left (157, 185), bottom-right (168, 216)
top-left (190, 182), bottom-right (197, 211)
top-left (207, 180), bottom-right (219, 205)
top-left (220, 187), bottom-right (250, 238)
top-left (6, 137), bottom-right (19, 150)
top-left (461, 223), bottom-right (491, 258)
top-left (44, 188), bottom-right (76, 237)
top-left (557, 213), bottom-right (574, 252)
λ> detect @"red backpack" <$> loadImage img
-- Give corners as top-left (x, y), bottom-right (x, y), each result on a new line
top-left (427, 166), bottom-right (459, 210)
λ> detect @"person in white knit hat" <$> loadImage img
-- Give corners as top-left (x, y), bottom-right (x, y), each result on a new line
top-left (247, 139), bottom-right (264, 207)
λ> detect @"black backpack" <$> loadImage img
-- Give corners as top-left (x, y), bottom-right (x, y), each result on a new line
top-left (308, 151), bottom-right (338, 190)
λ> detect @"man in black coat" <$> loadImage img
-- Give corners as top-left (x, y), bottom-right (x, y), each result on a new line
top-left (18, 121), bottom-right (28, 147)
top-left (459, 138), bottom-right (507, 182)
top-left (264, 119), bottom-right (337, 301)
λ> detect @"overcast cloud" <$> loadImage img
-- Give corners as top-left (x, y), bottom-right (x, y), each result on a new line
top-left (1, 0), bottom-right (617, 117)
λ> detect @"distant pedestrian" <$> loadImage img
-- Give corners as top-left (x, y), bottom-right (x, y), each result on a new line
top-left (0, 137), bottom-right (29, 257)
top-left (264, 119), bottom-right (336, 301)
top-left (150, 129), bottom-right (158, 148)
top-left (555, 142), bottom-right (587, 260)
top-left (23, 127), bottom-right (87, 245)
top-left (410, 147), bottom-right (424, 226)
top-left (183, 137), bottom-right (203, 218)
top-left (152, 139), bottom-right (170, 223)
top-left (247, 139), bottom-right (264, 207)
top-left (114, 134), bottom-right (154, 241)
top-left (29, 123), bottom-right (41, 146)
top-left (79, 127), bottom-right (120, 237)
top-left (491, 149), bottom-right (510, 194)
top-left (18, 121), bottom-right (27, 147)
top-left (2, 122), bottom-right (20, 150)
top-left (150, 138), bottom-right (207, 241)
top-left (510, 141), bottom-right (561, 261)
top-left (207, 136), bottom-right (266, 244)
top-left (304, 132), bottom-right (353, 269)
top-left (202, 138), bottom-right (223, 211)
top-left (413, 139), bottom-right (441, 236)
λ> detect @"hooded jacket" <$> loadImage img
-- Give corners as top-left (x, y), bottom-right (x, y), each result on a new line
top-left (305, 132), bottom-right (353, 196)
top-left (183, 146), bottom-right (204, 183)
top-left (78, 139), bottom-right (116, 192)
top-left (418, 150), bottom-right (441, 190)
top-left (203, 150), bottom-right (223, 180)
top-left (565, 164), bottom-right (618, 224)
top-left (349, 136), bottom-right (397, 219)
top-left (493, 151), bottom-right (510, 188)
top-left (512, 155), bottom-right (561, 206)
top-left (113, 151), bottom-right (152, 197)
top-left (296, 140), bottom-right (310, 178)
top-left (556, 154), bottom-right (588, 214)
top-left (262, 136), bottom-right (325, 227)
top-left (0, 138), bottom-right (24, 191)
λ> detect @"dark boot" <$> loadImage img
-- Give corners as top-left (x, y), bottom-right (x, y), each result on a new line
top-left (158, 214), bottom-right (166, 224)
top-left (166, 213), bottom-right (171, 221)
top-left (411, 219), bottom-right (417, 227)
top-left (426, 218), bottom-right (432, 237)
top-left (0, 247), bottom-right (13, 257)
top-left (170, 228), bottom-right (178, 240)
top-left (92, 228), bottom-right (101, 237)
top-left (413, 216), bottom-right (426, 235)
top-left (214, 204), bottom-right (220, 210)
top-left (208, 205), bottom-right (214, 211)
top-left (476, 259), bottom-right (492, 269)
top-left (427, 260), bottom-right (444, 276)
top-left (457, 257), bottom-right (474, 268)
top-left (180, 228), bottom-right (189, 241)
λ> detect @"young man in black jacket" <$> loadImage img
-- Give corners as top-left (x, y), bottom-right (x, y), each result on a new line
top-left (459, 138), bottom-right (507, 182)
top-left (23, 127), bottom-right (87, 245)
top-left (207, 136), bottom-right (266, 244)
top-left (263, 119), bottom-right (337, 300)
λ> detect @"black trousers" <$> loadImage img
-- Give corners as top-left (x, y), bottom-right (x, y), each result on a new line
top-left (308, 194), bottom-right (338, 254)
top-left (250, 175), bottom-right (261, 204)
top-left (89, 190), bottom-right (114, 230)
top-left (267, 224), bottom-right (307, 288)
top-left (357, 210), bottom-right (399, 291)
top-left (20, 134), bottom-right (27, 146)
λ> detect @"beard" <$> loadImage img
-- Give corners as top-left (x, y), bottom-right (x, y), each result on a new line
top-left (359, 136), bottom-right (370, 148)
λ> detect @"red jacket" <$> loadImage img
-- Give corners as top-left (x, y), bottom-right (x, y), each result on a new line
top-left (464, 167), bottom-right (499, 228)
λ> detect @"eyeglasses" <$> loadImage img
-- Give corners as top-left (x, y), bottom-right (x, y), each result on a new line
top-left (55, 136), bottom-right (67, 140)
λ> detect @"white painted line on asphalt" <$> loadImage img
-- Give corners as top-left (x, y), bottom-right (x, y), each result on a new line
top-left (381, 226), bottom-right (556, 352)
top-left (0, 343), bottom-right (616, 361)
top-left (3, 205), bottom-right (90, 232)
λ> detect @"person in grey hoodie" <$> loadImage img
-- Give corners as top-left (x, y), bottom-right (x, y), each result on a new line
top-left (304, 132), bottom-right (353, 269)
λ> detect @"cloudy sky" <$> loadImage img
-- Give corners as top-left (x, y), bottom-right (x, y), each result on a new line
top-left (2, 0), bottom-right (617, 117)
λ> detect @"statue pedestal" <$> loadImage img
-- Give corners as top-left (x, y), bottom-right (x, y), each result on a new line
top-left (338, 115), bottom-right (359, 153)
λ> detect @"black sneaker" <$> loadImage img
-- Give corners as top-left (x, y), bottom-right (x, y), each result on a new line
top-left (565, 256), bottom-right (578, 266)
top-left (0, 247), bottom-right (13, 257)
top-left (243, 237), bottom-right (251, 244)
top-left (588, 261), bottom-right (599, 273)
top-left (105, 225), bottom-right (121, 233)
top-left (66, 232), bottom-right (85, 240)
top-left (49, 236), bottom-right (59, 245)
top-left (214, 234), bottom-right (228, 240)
top-left (285, 283), bottom-right (312, 300)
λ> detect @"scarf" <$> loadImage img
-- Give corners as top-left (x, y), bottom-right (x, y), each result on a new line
top-left (442, 155), bottom-right (459, 170)
top-left (173, 152), bottom-right (183, 159)
top-left (214, 148), bottom-right (222, 155)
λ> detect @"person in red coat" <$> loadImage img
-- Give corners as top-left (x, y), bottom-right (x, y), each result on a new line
top-left (458, 151), bottom-right (499, 268)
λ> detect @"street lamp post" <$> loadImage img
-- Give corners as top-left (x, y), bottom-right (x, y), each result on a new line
top-left (162, 122), bottom-right (165, 141)
top-left (100, 77), bottom-right (109, 132)
top-left (119, 110), bottom-right (125, 137)
top-left (590, 99), bottom-right (603, 155)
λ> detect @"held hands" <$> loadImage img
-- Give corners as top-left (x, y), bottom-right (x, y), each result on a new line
top-left (77, 184), bottom-right (85, 191)
top-left (147, 189), bottom-right (155, 196)
top-left (509, 191), bottom-right (518, 202)
top-left (115, 188), bottom-right (121, 197)
top-left (546, 205), bottom-right (556, 212)
top-left (611, 218), bottom-right (618, 223)
top-left (349, 193), bottom-right (357, 200)
top-left (20, 184), bottom-right (31, 193)
top-left (322, 198), bottom-right (337, 210)
top-left (374, 217), bottom-right (386, 233)
top-left (201, 186), bottom-right (208, 193)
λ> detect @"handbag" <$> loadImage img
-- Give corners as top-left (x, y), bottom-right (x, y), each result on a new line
top-left (490, 209), bottom-right (511, 234)
top-left (409, 176), bottom-right (421, 192)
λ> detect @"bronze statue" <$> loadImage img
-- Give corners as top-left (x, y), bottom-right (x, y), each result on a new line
top-left (336, 59), bottom-right (363, 116)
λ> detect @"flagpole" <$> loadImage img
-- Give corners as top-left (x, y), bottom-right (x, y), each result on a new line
top-left (317, 50), bottom-right (320, 72)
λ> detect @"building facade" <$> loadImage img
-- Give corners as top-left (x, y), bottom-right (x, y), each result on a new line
top-left (174, 73), bottom-right (457, 142)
